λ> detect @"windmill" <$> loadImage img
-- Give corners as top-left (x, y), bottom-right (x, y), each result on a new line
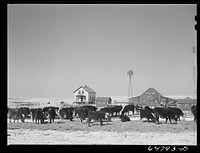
top-left (127, 70), bottom-right (133, 101)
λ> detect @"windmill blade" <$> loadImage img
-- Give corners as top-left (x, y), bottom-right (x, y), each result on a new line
top-left (127, 70), bottom-right (133, 76)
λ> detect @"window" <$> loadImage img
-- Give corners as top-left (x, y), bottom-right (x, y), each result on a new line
top-left (185, 104), bottom-right (189, 107)
top-left (78, 90), bottom-right (81, 94)
top-left (177, 104), bottom-right (181, 108)
top-left (82, 90), bottom-right (84, 94)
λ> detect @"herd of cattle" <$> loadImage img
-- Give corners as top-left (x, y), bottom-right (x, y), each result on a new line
top-left (7, 104), bottom-right (197, 127)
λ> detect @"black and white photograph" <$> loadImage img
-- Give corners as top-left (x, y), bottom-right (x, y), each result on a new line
top-left (7, 4), bottom-right (197, 146)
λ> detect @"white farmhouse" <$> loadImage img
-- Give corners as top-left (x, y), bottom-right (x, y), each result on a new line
top-left (73, 85), bottom-right (96, 104)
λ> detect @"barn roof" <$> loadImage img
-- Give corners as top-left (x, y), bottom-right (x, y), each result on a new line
top-left (73, 85), bottom-right (96, 93)
top-left (141, 87), bottom-right (163, 97)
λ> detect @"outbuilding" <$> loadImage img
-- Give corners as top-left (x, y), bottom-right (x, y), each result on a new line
top-left (176, 97), bottom-right (196, 111)
top-left (95, 97), bottom-right (112, 108)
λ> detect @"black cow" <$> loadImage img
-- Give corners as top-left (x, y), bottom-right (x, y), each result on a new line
top-left (30, 108), bottom-right (37, 122)
top-left (18, 107), bottom-right (30, 120)
top-left (167, 107), bottom-right (184, 121)
top-left (153, 107), bottom-right (178, 124)
top-left (42, 106), bottom-right (59, 113)
top-left (140, 108), bottom-right (155, 122)
top-left (144, 106), bottom-right (154, 114)
top-left (8, 108), bottom-right (21, 123)
top-left (59, 107), bottom-right (74, 121)
top-left (75, 107), bottom-right (87, 123)
top-left (112, 105), bottom-right (123, 116)
top-left (135, 104), bottom-right (142, 114)
top-left (74, 106), bottom-right (80, 116)
top-left (191, 105), bottom-right (197, 122)
top-left (7, 107), bottom-right (29, 123)
top-left (87, 111), bottom-right (106, 127)
top-left (121, 104), bottom-right (135, 115)
top-left (119, 114), bottom-right (130, 122)
top-left (100, 106), bottom-right (116, 116)
top-left (35, 108), bottom-right (45, 124)
top-left (46, 108), bottom-right (57, 123)
top-left (81, 105), bottom-right (97, 116)
top-left (43, 107), bottom-right (59, 120)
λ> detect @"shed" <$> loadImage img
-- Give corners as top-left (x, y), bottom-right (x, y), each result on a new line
top-left (176, 97), bottom-right (196, 111)
top-left (95, 97), bottom-right (112, 108)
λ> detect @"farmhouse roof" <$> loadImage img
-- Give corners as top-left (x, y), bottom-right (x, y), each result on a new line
top-left (73, 85), bottom-right (96, 93)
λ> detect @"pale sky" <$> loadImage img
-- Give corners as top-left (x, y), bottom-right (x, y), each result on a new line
top-left (8, 4), bottom-right (197, 99)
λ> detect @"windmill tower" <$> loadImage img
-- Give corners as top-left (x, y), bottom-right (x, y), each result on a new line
top-left (127, 70), bottom-right (133, 101)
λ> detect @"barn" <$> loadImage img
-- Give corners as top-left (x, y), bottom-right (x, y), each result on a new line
top-left (129, 87), bottom-right (176, 108)
top-left (95, 97), bottom-right (112, 108)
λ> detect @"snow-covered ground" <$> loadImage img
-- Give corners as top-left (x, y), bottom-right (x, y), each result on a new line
top-left (7, 115), bottom-right (197, 145)
top-left (7, 129), bottom-right (197, 145)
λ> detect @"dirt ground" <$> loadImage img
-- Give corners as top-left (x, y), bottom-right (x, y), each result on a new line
top-left (7, 115), bottom-right (197, 145)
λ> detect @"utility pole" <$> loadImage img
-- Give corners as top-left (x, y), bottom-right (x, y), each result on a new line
top-left (193, 46), bottom-right (197, 100)
top-left (193, 14), bottom-right (197, 100)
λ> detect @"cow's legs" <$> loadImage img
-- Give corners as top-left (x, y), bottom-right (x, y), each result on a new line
top-left (169, 117), bottom-right (172, 124)
top-left (174, 118), bottom-right (177, 124)
top-left (100, 118), bottom-right (103, 126)
top-left (155, 114), bottom-right (159, 124)
top-left (178, 115), bottom-right (181, 121)
top-left (9, 117), bottom-right (12, 123)
top-left (165, 118), bottom-right (168, 124)
top-left (87, 118), bottom-right (91, 127)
